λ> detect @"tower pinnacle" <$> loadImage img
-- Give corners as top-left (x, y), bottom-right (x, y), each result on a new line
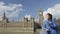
top-left (2, 12), bottom-right (6, 20)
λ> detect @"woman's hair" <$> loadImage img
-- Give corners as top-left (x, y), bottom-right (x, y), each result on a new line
top-left (47, 13), bottom-right (52, 20)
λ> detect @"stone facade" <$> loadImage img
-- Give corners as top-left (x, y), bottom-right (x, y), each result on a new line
top-left (0, 8), bottom-right (43, 34)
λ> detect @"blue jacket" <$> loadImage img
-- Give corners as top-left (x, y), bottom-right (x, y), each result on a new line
top-left (43, 20), bottom-right (57, 34)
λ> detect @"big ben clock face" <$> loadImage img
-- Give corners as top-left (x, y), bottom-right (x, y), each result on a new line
top-left (39, 12), bottom-right (42, 14)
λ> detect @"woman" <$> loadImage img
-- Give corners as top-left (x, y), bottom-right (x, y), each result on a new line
top-left (43, 13), bottom-right (57, 34)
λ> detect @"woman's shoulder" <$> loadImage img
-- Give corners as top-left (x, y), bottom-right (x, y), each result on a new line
top-left (50, 20), bottom-right (55, 23)
top-left (51, 20), bottom-right (55, 22)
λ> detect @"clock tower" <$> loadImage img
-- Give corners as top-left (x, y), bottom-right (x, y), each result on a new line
top-left (39, 8), bottom-right (43, 27)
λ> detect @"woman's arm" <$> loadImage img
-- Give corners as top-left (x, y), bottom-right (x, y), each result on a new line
top-left (50, 20), bottom-right (57, 29)
top-left (43, 20), bottom-right (50, 32)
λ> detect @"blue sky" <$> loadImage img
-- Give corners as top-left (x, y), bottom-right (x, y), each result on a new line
top-left (0, 0), bottom-right (60, 21)
top-left (40, 0), bottom-right (60, 10)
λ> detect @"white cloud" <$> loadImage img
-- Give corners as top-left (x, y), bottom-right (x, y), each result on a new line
top-left (24, 15), bottom-right (31, 20)
top-left (43, 4), bottom-right (60, 19)
top-left (0, 2), bottom-right (24, 21)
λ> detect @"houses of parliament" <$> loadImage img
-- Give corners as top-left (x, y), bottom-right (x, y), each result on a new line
top-left (0, 8), bottom-right (43, 34)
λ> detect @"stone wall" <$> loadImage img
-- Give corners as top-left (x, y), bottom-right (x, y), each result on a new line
top-left (0, 32), bottom-right (34, 34)
top-left (0, 27), bottom-right (34, 34)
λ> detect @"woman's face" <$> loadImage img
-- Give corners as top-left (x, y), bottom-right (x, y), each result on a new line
top-left (46, 14), bottom-right (50, 20)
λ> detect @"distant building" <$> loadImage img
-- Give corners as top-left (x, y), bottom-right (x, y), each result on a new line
top-left (0, 8), bottom-right (43, 34)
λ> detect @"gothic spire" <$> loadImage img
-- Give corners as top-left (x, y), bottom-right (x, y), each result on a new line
top-left (39, 8), bottom-right (43, 12)
top-left (2, 12), bottom-right (6, 20)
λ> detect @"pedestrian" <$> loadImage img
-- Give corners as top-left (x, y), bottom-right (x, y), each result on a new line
top-left (43, 13), bottom-right (57, 34)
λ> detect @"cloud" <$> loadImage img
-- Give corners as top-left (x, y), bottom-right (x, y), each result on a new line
top-left (24, 15), bottom-right (31, 20)
top-left (0, 2), bottom-right (24, 21)
top-left (43, 4), bottom-right (60, 19)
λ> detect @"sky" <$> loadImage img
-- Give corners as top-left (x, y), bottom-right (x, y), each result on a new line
top-left (0, 0), bottom-right (60, 21)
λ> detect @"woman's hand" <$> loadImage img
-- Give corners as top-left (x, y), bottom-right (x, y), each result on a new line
top-left (46, 29), bottom-right (49, 32)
